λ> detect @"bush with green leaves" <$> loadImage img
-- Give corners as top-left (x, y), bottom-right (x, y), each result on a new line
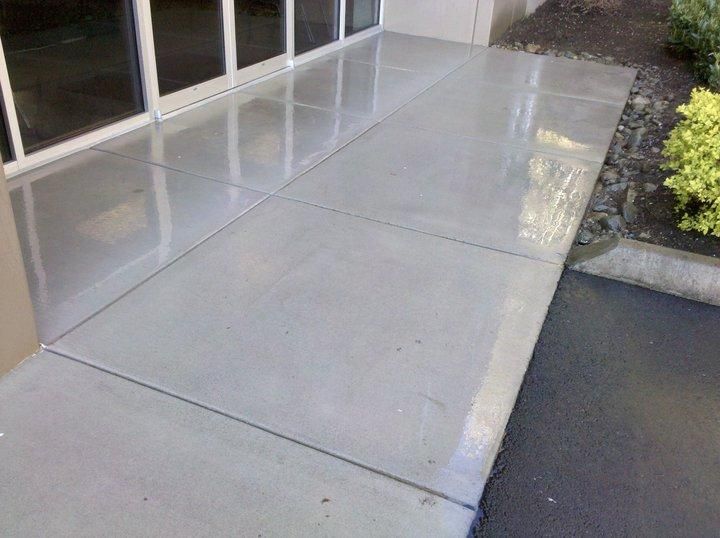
top-left (669, 0), bottom-right (720, 90)
top-left (663, 88), bottom-right (720, 236)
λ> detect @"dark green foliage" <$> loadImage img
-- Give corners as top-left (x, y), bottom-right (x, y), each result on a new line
top-left (669, 0), bottom-right (720, 89)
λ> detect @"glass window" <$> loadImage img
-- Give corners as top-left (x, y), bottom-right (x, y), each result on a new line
top-left (345, 0), bottom-right (380, 36)
top-left (151, 0), bottom-right (226, 96)
top-left (0, 1), bottom-right (145, 154)
top-left (0, 104), bottom-right (12, 163)
top-left (236, 1), bottom-right (286, 71)
top-left (294, 0), bottom-right (339, 55)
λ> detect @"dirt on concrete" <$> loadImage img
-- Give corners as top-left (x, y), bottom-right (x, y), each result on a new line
top-left (474, 270), bottom-right (720, 536)
top-left (496, 0), bottom-right (720, 258)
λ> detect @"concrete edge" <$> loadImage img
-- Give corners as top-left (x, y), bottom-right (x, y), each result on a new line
top-left (567, 238), bottom-right (720, 307)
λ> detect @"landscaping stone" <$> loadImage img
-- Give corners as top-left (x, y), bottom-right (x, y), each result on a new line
top-left (600, 169), bottom-right (620, 184)
top-left (577, 228), bottom-right (595, 245)
top-left (628, 127), bottom-right (646, 149)
top-left (622, 201), bottom-right (639, 223)
top-left (600, 214), bottom-right (627, 232)
top-left (606, 181), bottom-right (629, 193)
top-left (626, 188), bottom-right (638, 204)
top-left (631, 95), bottom-right (651, 110)
top-left (594, 202), bottom-right (618, 214)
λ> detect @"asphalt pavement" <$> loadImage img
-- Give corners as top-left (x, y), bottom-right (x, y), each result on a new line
top-left (475, 270), bottom-right (720, 537)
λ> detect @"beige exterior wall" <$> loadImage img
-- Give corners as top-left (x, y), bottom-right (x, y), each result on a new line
top-left (382, 0), bottom-right (479, 43)
top-left (0, 169), bottom-right (38, 375)
top-left (486, 0), bottom-right (528, 43)
top-left (383, 0), bottom-right (544, 46)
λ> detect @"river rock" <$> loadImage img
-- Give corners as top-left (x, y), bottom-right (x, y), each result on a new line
top-left (622, 201), bottom-right (639, 223)
top-left (631, 95), bottom-right (651, 111)
top-left (600, 214), bottom-right (627, 232)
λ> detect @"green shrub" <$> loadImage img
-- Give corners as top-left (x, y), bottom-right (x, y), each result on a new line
top-left (709, 52), bottom-right (720, 88)
top-left (669, 0), bottom-right (720, 90)
top-left (663, 88), bottom-right (720, 236)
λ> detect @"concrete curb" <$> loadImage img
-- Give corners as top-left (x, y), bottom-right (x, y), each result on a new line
top-left (567, 238), bottom-right (720, 307)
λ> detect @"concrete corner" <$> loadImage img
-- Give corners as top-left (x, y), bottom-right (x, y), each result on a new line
top-left (568, 238), bottom-right (720, 307)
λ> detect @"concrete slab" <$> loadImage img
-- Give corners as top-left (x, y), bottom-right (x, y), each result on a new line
top-left (0, 351), bottom-right (473, 536)
top-left (568, 238), bottom-right (720, 306)
top-left (387, 80), bottom-right (625, 162)
top-left (55, 197), bottom-right (562, 508)
top-left (281, 122), bottom-right (601, 263)
top-left (96, 94), bottom-right (375, 193)
top-left (4, 31), bottom-right (638, 532)
top-left (240, 56), bottom-right (441, 120)
top-left (10, 150), bottom-right (266, 343)
top-left (328, 31), bottom-right (483, 74)
top-left (450, 48), bottom-right (636, 104)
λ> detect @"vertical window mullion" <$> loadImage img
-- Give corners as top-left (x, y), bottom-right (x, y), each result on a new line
top-left (0, 37), bottom-right (25, 165)
top-left (339, 0), bottom-right (347, 40)
top-left (287, 0), bottom-right (296, 62)
top-left (223, 0), bottom-right (237, 86)
top-left (133, 0), bottom-right (162, 120)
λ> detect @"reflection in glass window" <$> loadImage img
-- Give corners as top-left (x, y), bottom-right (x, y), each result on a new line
top-left (0, 103), bottom-right (12, 163)
top-left (151, 0), bottom-right (226, 96)
top-left (294, 0), bottom-right (339, 55)
top-left (0, 1), bottom-right (144, 153)
top-left (236, 1), bottom-right (286, 71)
top-left (345, 0), bottom-right (380, 36)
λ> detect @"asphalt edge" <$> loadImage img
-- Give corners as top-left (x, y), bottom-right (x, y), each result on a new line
top-left (567, 237), bottom-right (720, 306)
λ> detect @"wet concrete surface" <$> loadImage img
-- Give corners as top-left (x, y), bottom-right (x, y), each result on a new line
top-left (475, 270), bottom-right (720, 537)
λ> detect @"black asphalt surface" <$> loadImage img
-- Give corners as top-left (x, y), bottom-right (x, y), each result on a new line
top-left (474, 270), bottom-right (720, 537)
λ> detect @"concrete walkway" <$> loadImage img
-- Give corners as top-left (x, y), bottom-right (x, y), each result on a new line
top-left (1, 32), bottom-right (634, 535)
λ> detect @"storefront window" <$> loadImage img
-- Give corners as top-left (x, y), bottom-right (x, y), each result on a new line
top-left (0, 1), bottom-right (145, 153)
top-left (236, 1), bottom-right (286, 71)
top-left (345, 0), bottom-right (380, 36)
top-left (295, 0), bottom-right (339, 55)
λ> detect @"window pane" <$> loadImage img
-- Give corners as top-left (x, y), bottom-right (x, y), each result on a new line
top-left (236, 1), bottom-right (286, 71)
top-left (151, 0), bottom-right (226, 96)
top-left (294, 0), bottom-right (339, 55)
top-left (0, 104), bottom-right (12, 163)
top-left (345, 0), bottom-right (380, 36)
top-left (0, 1), bottom-right (144, 154)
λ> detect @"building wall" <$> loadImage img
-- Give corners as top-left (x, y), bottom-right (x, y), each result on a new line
top-left (382, 0), bottom-right (478, 43)
top-left (0, 167), bottom-right (38, 374)
top-left (486, 0), bottom-right (528, 43)
top-left (383, 0), bottom-right (543, 46)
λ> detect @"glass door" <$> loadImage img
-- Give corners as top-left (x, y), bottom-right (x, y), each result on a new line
top-left (150, 0), bottom-right (231, 113)
top-left (294, 0), bottom-right (340, 55)
top-left (234, 1), bottom-right (288, 85)
top-left (149, 0), bottom-right (288, 113)
top-left (345, 0), bottom-right (380, 36)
